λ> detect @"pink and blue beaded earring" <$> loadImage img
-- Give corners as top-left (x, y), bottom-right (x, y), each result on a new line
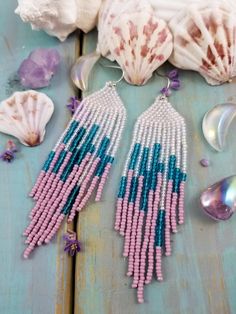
top-left (23, 76), bottom-right (126, 258)
top-left (115, 70), bottom-right (188, 303)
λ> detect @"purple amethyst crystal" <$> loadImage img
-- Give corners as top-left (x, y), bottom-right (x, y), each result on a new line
top-left (18, 48), bottom-right (60, 89)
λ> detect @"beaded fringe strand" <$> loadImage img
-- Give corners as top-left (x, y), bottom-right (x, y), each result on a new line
top-left (23, 83), bottom-right (126, 258)
top-left (115, 95), bottom-right (187, 303)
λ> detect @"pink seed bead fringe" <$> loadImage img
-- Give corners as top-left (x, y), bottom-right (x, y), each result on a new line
top-left (32, 144), bottom-right (65, 200)
top-left (137, 189), bottom-right (154, 290)
top-left (165, 180), bottom-right (173, 256)
top-left (178, 181), bottom-right (185, 224)
top-left (29, 170), bottom-right (45, 198)
top-left (95, 162), bottom-right (112, 202)
top-left (123, 202), bottom-right (134, 257)
top-left (145, 173), bottom-right (162, 284)
top-left (155, 246), bottom-right (163, 281)
top-left (114, 198), bottom-right (123, 231)
top-left (127, 176), bottom-right (144, 276)
top-left (132, 210), bottom-right (144, 288)
top-left (170, 192), bottom-right (178, 233)
top-left (119, 169), bottom-right (134, 236)
top-left (23, 83), bottom-right (127, 258)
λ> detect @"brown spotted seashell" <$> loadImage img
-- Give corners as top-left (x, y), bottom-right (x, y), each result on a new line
top-left (107, 8), bottom-right (173, 85)
top-left (169, 1), bottom-right (236, 85)
top-left (0, 90), bottom-right (54, 146)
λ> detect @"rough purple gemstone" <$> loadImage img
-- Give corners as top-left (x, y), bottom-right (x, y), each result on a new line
top-left (200, 175), bottom-right (236, 221)
top-left (18, 48), bottom-right (60, 88)
top-left (200, 158), bottom-right (210, 167)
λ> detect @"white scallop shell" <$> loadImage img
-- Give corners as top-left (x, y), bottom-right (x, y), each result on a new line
top-left (149, 0), bottom-right (203, 22)
top-left (97, 0), bottom-right (155, 60)
top-left (0, 91), bottom-right (54, 147)
top-left (15, 0), bottom-right (101, 41)
top-left (107, 8), bottom-right (173, 85)
top-left (169, 1), bottom-right (236, 85)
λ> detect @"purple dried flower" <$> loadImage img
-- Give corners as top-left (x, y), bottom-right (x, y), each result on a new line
top-left (0, 140), bottom-right (18, 163)
top-left (170, 79), bottom-right (181, 90)
top-left (63, 231), bottom-right (81, 256)
top-left (167, 69), bottom-right (179, 80)
top-left (67, 96), bottom-right (81, 114)
top-left (160, 87), bottom-right (171, 97)
top-left (0, 150), bottom-right (15, 163)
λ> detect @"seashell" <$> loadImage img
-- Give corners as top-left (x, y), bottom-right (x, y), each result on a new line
top-left (107, 9), bottom-right (173, 85)
top-left (168, 2), bottom-right (236, 85)
top-left (71, 51), bottom-right (100, 91)
top-left (149, 0), bottom-right (202, 22)
top-left (15, 0), bottom-right (101, 41)
top-left (97, 0), bottom-right (140, 60)
top-left (202, 102), bottom-right (236, 152)
top-left (148, 0), bottom-right (236, 22)
top-left (0, 91), bottom-right (54, 147)
top-left (200, 175), bottom-right (236, 221)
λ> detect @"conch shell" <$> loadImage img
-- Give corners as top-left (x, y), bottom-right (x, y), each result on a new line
top-left (15, 0), bottom-right (102, 41)
top-left (0, 91), bottom-right (54, 147)
top-left (169, 1), bottom-right (236, 85)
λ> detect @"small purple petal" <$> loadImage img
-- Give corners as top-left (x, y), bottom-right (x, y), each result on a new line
top-left (67, 96), bottom-right (81, 114)
top-left (170, 79), bottom-right (181, 90)
top-left (0, 150), bottom-right (15, 163)
top-left (160, 87), bottom-right (171, 97)
top-left (167, 69), bottom-right (179, 79)
top-left (63, 232), bottom-right (81, 255)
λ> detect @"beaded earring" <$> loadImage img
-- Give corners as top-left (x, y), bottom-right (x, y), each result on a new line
top-left (115, 71), bottom-right (188, 303)
top-left (23, 78), bottom-right (126, 258)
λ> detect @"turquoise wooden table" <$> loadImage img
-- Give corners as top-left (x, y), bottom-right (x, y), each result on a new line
top-left (0, 1), bottom-right (77, 313)
top-left (1, 2), bottom-right (236, 314)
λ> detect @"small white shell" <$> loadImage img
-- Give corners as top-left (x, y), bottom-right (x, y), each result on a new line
top-left (15, 0), bottom-right (101, 41)
top-left (107, 9), bottom-right (173, 85)
top-left (169, 1), bottom-right (236, 85)
top-left (0, 91), bottom-right (54, 147)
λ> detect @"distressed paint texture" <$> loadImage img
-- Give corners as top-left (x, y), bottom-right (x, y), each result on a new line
top-left (0, 1), bottom-right (78, 313)
top-left (74, 30), bottom-right (236, 314)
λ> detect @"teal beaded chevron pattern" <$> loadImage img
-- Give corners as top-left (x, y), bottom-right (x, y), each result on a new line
top-left (23, 83), bottom-right (126, 258)
top-left (114, 94), bottom-right (187, 303)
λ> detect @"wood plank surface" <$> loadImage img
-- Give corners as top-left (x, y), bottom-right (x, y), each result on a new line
top-left (74, 30), bottom-right (236, 314)
top-left (0, 1), bottom-right (78, 313)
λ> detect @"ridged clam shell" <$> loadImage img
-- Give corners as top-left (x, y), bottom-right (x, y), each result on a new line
top-left (107, 9), bottom-right (173, 85)
top-left (169, 2), bottom-right (236, 85)
top-left (0, 90), bottom-right (54, 147)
